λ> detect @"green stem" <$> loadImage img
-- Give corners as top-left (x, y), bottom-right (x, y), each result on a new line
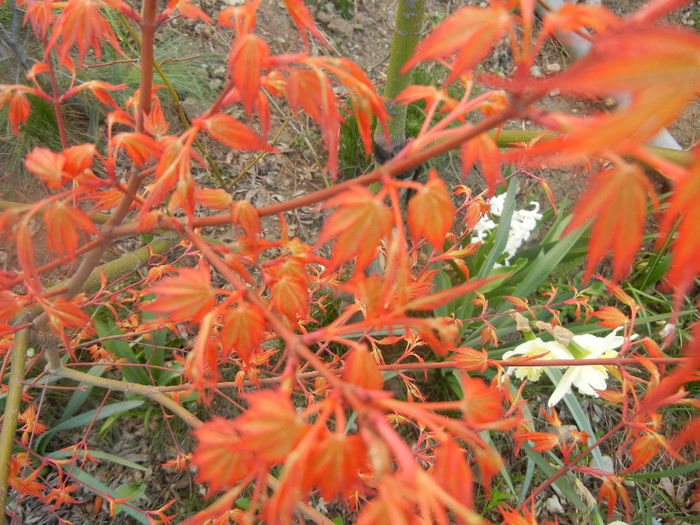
top-left (375, 0), bottom-right (425, 149)
top-left (0, 329), bottom-right (29, 525)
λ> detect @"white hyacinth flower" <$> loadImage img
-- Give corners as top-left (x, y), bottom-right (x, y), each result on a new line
top-left (502, 337), bottom-right (571, 382)
top-left (548, 330), bottom-right (625, 407)
top-left (470, 193), bottom-right (542, 267)
top-left (503, 329), bottom-right (627, 407)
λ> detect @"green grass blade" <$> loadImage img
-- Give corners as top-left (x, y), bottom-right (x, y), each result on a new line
top-left (48, 448), bottom-right (149, 472)
top-left (477, 176), bottom-right (518, 280)
top-left (59, 365), bottom-right (106, 423)
top-left (68, 465), bottom-right (150, 524)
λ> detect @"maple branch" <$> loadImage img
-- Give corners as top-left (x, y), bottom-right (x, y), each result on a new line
top-left (151, 356), bottom-right (683, 392)
top-left (0, 329), bottom-right (28, 525)
top-left (112, 98), bottom-right (534, 239)
top-left (49, 365), bottom-right (203, 429)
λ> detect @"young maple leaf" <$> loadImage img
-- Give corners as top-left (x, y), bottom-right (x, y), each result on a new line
top-left (48, 0), bottom-right (127, 68)
top-left (407, 169), bottom-right (455, 250)
top-left (143, 263), bottom-right (217, 324)
top-left (303, 57), bottom-right (389, 154)
top-left (200, 113), bottom-right (277, 152)
top-left (227, 34), bottom-right (269, 118)
top-left (218, 1), bottom-right (260, 37)
top-left (43, 201), bottom-right (99, 262)
top-left (271, 274), bottom-right (309, 322)
top-left (461, 133), bottom-right (502, 196)
top-left (286, 68), bottom-right (342, 179)
top-left (319, 186), bottom-right (393, 272)
top-left (282, 0), bottom-right (331, 51)
top-left (401, 6), bottom-right (512, 85)
top-left (142, 133), bottom-right (195, 215)
top-left (191, 417), bottom-right (255, 496)
top-left (432, 437), bottom-right (474, 509)
top-left (510, 27), bottom-right (700, 165)
top-left (308, 432), bottom-right (366, 501)
top-left (343, 345), bottom-right (383, 390)
top-left (220, 302), bottom-right (266, 364)
top-left (24, 146), bottom-right (67, 190)
top-left (658, 160), bottom-right (700, 299)
top-left (0, 290), bottom-right (23, 324)
top-left (564, 163), bottom-right (656, 282)
top-left (235, 390), bottom-right (310, 462)
top-left (24, 143), bottom-right (96, 189)
top-left (44, 296), bottom-right (94, 358)
top-left (592, 306), bottom-right (628, 329)
top-left (112, 132), bottom-right (163, 167)
top-left (194, 189), bottom-right (233, 210)
top-left (167, 0), bottom-right (212, 23)
top-left (599, 475), bottom-right (630, 521)
top-left (230, 200), bottom-right (260, 237)
top-left (458, 375), bottom-right (504, 428)
top-left (0, 88), bottom-right (31, 134)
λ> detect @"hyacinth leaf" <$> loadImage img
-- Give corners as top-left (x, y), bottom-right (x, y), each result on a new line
top-left (545, 368), bottom-right (605, 470)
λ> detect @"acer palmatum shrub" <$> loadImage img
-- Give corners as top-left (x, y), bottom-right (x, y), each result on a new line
top-left (1, 0), bottom-right (699, 523)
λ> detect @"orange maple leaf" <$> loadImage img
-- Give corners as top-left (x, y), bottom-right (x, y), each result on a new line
top-left (271, 274), bottom-right (309, 322)
top-left (144, 263), bottom-right (217, 324)
top-left (0, 291), bottom-right (23, 324)
top-left (227, 34), bottom-right (269, 118)
top-left (191, 417), bottom-right (254, 496)
top-left (432, 437), bottom-right (474, 509)
top-left (0, 89), bottom-right (31, 134)
top-left (303, 57), bottom-right (389, 155)
top-left (112, 132), bottom-right (163, 167)
top-left (461, 133), bottom-right (503, 196)
top-left (201, 113), bottom-right (277, 152)
top-left (235, 390), bottom-right (309, 462)
top-left (167, 0), bottom-right (212, 23)
top-left (592, 306), bottom-right (628, 329)
top-left (401, 6), bottom-right (512, 85)
top-left (658, 159), bottom-right (700, 299)
top-left (48, 0), bottom-right (126, 68)
top-left (194, 189), bottom-right (233, 210)
top-left (564, 163), bottom-right (656, 282)
top-left (220, 302), bottom-right (266, 364)
top-left (599, 475), bottom-right (630, 521)
top-left (43, 201), bottom-right (99, 262)
top-left (343, 345), bottom-right (383, 390)
top-left (407, 169), bottom-right (455, 250)
top-left (319, 186), bottom-right (393, 272)
top-left (282, 0), bottom-right (331, 51)
top-left (286, 68), bottom-right (342, 179)
top-left (308, 432), bottom-right (366, 500)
